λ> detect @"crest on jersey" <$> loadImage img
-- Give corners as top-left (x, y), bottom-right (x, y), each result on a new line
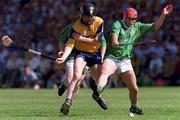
top-left (121, 29), bottom-right (125, 35)
top-left (130, 29), bottom-right (135, 36)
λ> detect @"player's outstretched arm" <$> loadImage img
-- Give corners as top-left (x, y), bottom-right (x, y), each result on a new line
top-left (154, 4), bottom-right (173, 31)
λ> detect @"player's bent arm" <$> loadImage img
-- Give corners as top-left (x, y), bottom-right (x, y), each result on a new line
top-left (72, 33), bottom-right (100, 43)
top-left (154, 12), bottom-right (166, 31)
top-left (79, 35), bottom-right (97, 43)
top-left (58, 42), bottom-right (65, 57)
top-left (59, 42), bottom-right (64, 51)
top-left (154, 4), bottom-right (173, 31)
top-left (100, 46), bottom-right (106, 63)
top-left (56, 38), bottom-right (74, 64)
top-left (111, 33), bottom-right (119, 48)
top-left (62, 46), bottom-right (73, 60)
top-left (100, 36), bottom-right (106, 62)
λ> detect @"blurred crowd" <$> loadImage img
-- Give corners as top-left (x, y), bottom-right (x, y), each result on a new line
top-left (0, 0), bottom-right (180, 89)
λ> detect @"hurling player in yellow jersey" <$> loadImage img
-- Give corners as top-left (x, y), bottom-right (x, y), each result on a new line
top-left (56, 3), bottom-right (107, 115)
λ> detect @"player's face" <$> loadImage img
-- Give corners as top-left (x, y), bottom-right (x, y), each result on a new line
top-left (82, 15), bottom-right (94, 25)
top-left (125, 17), bottom-right (137, 27)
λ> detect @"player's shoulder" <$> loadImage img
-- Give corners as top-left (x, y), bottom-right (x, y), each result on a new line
top-left (63, 24), bottom-right (73, 32)
top-left (113, 20), bottom-right (121, 24)
top-left (72, 19), bottom-right (82, 28)
top-left (134, 21), bottom-right (142, 26)
top-left (94, 16), bottom-right (104, 23)
top-left (65, 24), bottom-right (73, 29)
top-left (112, 20), bottom-right (122, 27)
top-left (134, 21), bottom-right (148, 28)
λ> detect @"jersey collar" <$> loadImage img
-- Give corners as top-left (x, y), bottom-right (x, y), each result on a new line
top-left (121, 20), bottom-right (128, 29)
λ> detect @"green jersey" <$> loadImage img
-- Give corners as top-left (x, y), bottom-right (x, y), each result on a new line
top-left (59, 24), bottom-right (72, 44)
top-left (106, 20), bottom-right (154, 59)
top-left (101, 35), bottom-right (106, 47)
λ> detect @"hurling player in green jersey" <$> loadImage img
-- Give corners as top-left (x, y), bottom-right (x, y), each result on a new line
top-left (93, 5), bottom-right (173, 115)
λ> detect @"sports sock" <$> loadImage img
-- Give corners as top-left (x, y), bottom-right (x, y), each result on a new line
top-left (97, 84), bottom-right (106, 95)
top-left (131, 104), bottom-right (138, 108)
top-left (62, 84), bottom-right (67, 89)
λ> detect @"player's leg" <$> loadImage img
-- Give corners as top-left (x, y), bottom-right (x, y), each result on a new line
top-left (60, 57), bottom-right (86, 115)
top-left (97, 58), bottom-right (117, 94)
top-left (119, 60), bottom-right (144, 115)
top-left (89, 58), bottom-right (117, 109)
top-left (58, 59), bottom-right (74, 96)
top-left (71, 69), bottom-right (87, 100)
top-left (89, 65), bottom-right (108, 110)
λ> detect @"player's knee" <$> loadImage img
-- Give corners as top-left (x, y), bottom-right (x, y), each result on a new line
top-left (67, 76), bottom-right (73, 83)
top-left (129, 85), bottom-right (138, 94)
top-left (100, 68), bottom-right (108, 75)
top-left (74, 72), bottom-right (82, 81)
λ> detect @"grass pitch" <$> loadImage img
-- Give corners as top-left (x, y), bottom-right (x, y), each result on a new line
top-left (0, 87), bottom-right (180, 120)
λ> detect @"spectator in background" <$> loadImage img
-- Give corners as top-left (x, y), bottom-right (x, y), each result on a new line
top-left (21, 64), bottom-right (40, 89)
top-left (0, 0), bottom-right (179, 88)
top-left (4, 51), bottom-right (23, 88)
top-left (161, 51), bottom-right (176, 85)
top-left (148, 52), bottom-right (164, 86)
top-left (171, 54), bottom-right (180, 86)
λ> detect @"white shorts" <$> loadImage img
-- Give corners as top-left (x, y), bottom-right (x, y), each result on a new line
top-left (65, 59), bottom-right (89, 74)
top-left (106, 55), bottom-right (133, 73)
top-left (66, 59), bottom-right (74, 70)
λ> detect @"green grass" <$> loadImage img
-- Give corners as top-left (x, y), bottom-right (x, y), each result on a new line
top-left (0, 87), bottom-right (180, 120)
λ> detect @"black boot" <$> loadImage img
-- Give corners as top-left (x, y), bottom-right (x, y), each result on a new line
top-left (129, 106), bottom-right (144, 115)
top-left (60, 98), bottom-right (72, 115)
top-left (89, 79), bottom-right (108, 110)
top-left (58, 84), bottom-right (67, 96)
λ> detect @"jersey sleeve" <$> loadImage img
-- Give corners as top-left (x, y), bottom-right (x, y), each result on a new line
top-left (111, 21), bottom-right (121, 37)
top-left (65, 38), bottom-right (75, 48)
top-left (95, 17), bottom-right (104, 42)
top-left (59, 29), bottom-right (66, 44)
top-left (137, 22), bottom-right (155, 35)
top-left (59, 24), bottom-right (72, 44)
top-left (65, 27), bottom-right (75, 48)
top-left (101, 34), bottom-right (106, 47)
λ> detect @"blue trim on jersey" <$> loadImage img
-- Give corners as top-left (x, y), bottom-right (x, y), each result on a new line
top-left (96, 22), bottom-right (103, 34)
top-left (64, 36), bottom-right (69, 43)
top-left (98, 33), bottom-right (103, 42)
top-left (69, 28), bottom-right (77, 39)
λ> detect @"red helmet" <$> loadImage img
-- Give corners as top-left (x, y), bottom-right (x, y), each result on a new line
top-left (123, 7), bottom-right (138, 19)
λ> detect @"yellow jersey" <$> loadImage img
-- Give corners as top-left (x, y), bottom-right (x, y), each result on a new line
top-left (66, 16), bottom-right (104, 53)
